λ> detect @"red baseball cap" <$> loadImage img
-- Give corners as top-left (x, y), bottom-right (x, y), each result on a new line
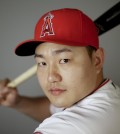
top-left (15, 8), bottom-right (99, 56)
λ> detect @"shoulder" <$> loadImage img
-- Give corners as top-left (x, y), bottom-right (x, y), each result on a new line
top-left (82, 79), bottom-right (120, 106)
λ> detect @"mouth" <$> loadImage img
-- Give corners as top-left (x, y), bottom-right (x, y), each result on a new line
top-left (49, 88), bottom-right (66, 96)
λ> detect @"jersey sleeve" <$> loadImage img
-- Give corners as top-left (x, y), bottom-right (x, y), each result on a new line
top-left (34, 103), bottom-right (104, 134)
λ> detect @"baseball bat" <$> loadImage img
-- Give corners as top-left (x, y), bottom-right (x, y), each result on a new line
top-left (7, 2), bottom-right (120, 88)
top-left (94, 1), bottom-right (120, 35)
top-left (7, 65), bottom-right (37, 88)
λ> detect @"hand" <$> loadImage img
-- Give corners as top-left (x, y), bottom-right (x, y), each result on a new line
top-left (0, 79), bottom-right (20, 107)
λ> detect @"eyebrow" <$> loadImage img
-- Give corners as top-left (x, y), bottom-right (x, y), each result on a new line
top-left (34, 48), bottom-right (72, 58)
top-left (53, 48), bottom-right (72, 54)
top-left (34, 54), bottom-right (44, 58)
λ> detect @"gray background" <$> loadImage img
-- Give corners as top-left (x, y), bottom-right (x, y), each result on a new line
top-left (0, 0), bottom-right (120, 133)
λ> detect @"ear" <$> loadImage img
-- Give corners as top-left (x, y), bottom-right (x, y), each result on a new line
top-left (93, 48), bottom-right (104, 74)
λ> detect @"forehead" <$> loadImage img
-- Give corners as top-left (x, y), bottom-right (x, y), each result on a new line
top-left (36, 42), bottom-right (72, 51)
top-left (35, 42), bottom-right (86, 54)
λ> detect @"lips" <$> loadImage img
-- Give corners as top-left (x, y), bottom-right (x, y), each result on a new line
top-left (50, 88), bottom-right (66, 96)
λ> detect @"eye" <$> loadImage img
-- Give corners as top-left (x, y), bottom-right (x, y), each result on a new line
top-left (59, 59), bottom-right (70, 64)
top-left (38, 62), bottom-right (47, 67)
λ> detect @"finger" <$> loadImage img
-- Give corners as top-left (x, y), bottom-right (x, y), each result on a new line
top-left (0, 87), bottom-right (12, 104)
top-left (0, 78), bottom-right (10, 89)
top-left (1, 87), bottom-right (9, 94)
top-left (0, 92), bottom-right (7, 102)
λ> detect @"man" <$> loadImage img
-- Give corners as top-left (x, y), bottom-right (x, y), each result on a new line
top-left (0, 8), bottom-right (120, 134)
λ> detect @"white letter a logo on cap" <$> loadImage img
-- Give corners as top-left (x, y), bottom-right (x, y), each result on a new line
top-left (40, 13), bottom-right (54, 37)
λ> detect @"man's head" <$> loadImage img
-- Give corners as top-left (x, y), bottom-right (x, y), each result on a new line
top-left (15, 8), bottom-right (104, 108)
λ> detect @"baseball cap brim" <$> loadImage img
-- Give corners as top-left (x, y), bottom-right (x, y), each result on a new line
top-left (15, 39), bottom-right (43, 56)
top-left (15, 39), bottom-right (82, 56)
top-left (15, 39), bottom-right (71, 56)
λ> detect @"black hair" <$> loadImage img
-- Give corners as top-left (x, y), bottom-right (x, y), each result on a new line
top-left (86, 46), bottom-right (97, 58)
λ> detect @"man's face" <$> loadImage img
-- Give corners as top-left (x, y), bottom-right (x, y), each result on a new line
top-left (35, 42), bottom-right (100, 108)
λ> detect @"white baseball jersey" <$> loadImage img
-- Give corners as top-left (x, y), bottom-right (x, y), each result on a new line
top-left (34, 79), bottom-right (120, 134)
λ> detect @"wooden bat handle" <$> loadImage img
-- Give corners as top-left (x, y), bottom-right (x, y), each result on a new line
top-left (7, 65), bottom-right (37, 88)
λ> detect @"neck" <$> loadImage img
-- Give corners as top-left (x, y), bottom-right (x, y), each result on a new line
top-left (96, 70), bottom-right (105, 89)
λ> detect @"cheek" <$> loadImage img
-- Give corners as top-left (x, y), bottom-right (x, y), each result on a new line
top-left (37, 71), bottom-right (47, 90)
top-left (63, 64), bottom-right (91, 81)
top-left (63, 62), bottom-right (96, 89)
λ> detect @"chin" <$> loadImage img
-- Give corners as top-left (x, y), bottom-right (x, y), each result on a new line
top-left (52, 102), bottom-right (65, 108)
top-left (52, 101), bottom-right (73, 108)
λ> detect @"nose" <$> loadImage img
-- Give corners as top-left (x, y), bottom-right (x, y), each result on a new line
top-left (47, 65), bottom-right (62, 83)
